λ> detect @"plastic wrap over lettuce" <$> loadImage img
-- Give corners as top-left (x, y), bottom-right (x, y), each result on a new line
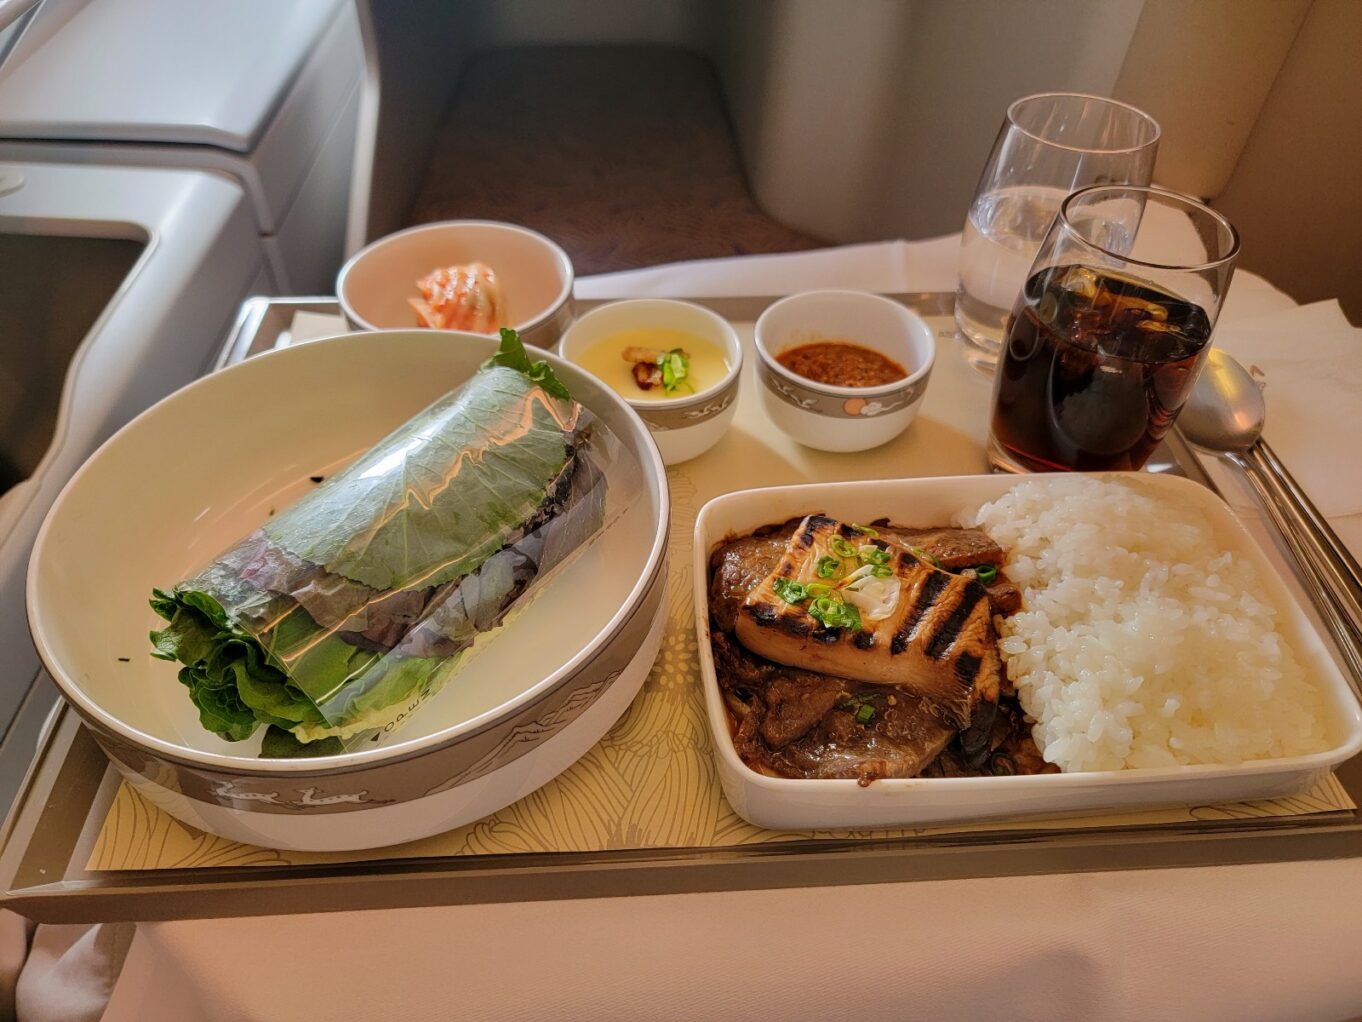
top-left (149, 331), bottom-right (638, 757)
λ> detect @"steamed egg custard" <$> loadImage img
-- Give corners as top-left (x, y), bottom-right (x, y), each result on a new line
top-left (578, 328), bottom-right (729, 401)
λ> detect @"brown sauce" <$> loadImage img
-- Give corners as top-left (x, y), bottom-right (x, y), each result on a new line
top-left (708, 519), bottom-right (1055, 785)
top-left (776, 341), bottom-right (907, 387)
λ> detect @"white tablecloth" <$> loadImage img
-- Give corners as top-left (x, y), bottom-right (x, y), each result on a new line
top-left (12, 234), bottom-right (1362, 1022)
top-left (100, 860), bottom-right (1362, 1022)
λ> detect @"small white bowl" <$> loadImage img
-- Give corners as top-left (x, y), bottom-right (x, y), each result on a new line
top-left (753, 290), bottom-right (935, 452)
top-left (559, 299), bottom-right (742, 466)
top-left (337, 220), bottom-right (575, 349)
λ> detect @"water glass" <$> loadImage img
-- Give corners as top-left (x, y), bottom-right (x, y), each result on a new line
top-left (957, 93), bottom-right (1161, 372)
top-left (987, 184), bottom-right (1240, 474)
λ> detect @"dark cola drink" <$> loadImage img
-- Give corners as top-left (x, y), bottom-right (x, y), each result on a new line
top-left (990, 264), bottom-right (1212, 472)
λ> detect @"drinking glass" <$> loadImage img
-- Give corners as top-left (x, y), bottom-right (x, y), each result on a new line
top-left (957, 93), bottom-right (1161, 372)
top-left (987, 184), bottom-right (1240, 474)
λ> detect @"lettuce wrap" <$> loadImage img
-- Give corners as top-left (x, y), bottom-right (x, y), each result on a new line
top-left (149, 330), bottom-right (623, 756)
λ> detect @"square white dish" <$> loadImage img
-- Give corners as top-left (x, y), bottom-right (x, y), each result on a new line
top-left (693, 472), bottom-right (1362, 830)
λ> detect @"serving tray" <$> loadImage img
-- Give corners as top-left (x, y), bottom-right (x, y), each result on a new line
top-left (2, 292), bottom-right (1359, 923)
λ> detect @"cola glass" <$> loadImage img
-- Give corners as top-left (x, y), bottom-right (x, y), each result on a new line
top-left (987, 185), bottom-right (1240, 474)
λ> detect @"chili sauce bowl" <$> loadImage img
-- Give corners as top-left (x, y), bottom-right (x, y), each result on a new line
top-left (337, 220), bottom-right (575, 350)
top-left (559, 299), bottom-right (742, 466)
top-left (753, 290), bottom-right (935, 453)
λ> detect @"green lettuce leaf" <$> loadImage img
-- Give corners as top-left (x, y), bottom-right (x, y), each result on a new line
top-left (148, 329), bottom-right (595, 754)
top-left (483, 327), bottom-right (571, 400)
top-left (261, 365), bottom-right (572, 591)
top-left (259, 726), bottom-right (345, 759)
top-left (151, 593), bottom-right (328, 739)
top-left (288, 656), bottom-right (450, 743)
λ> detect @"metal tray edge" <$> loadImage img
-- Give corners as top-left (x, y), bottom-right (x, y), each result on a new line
top-left (3, 291), bottom-right (1358, 922)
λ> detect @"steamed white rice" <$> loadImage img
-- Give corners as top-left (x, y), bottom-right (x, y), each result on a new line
top-left (966, 477), bottom-right (1329, 772)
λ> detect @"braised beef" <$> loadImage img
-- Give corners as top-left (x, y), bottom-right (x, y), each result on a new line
top-left (709, 531), bottom-right (789, 632)
top-left (921, 698), bottom-right (1057, 778)
top-left (879, 525), bottom-right (1006, 569)
top-left (709, 519), bottom-right (1052, 785)
top-left (772, 689), bottom-right (958, 784)
top-left (761, 673), bottom-right (845, 748)
top-left (984, 579), bottom-right (1023, 617)
top-left (711, 631), bottom-right (777, 687)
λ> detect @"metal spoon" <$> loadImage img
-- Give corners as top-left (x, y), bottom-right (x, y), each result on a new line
top-left (1179, 348), bottom-right (1362, 691)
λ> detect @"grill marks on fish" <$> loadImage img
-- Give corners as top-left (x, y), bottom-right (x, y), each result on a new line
top-left (795, 516), bottom-right (827, 549)
top-left (923, 581), bottom-right (986, 661)
top-left (954, 652), bottom-right (982, 688)
top-left (889, 569), bottom-right (1001, 722)
top-left (710, 517), bottom-right (1043, 785)
top-left (882, 523), bottom-right (1020, 617)
top-left (735, 517), bottom-right (1002, 727)
top-left (713, 519), bottom-right (1020, 620)
top-left (749, 601), bottom-right (780, 625)
top-left (892, 571), bottom-right (949, 654)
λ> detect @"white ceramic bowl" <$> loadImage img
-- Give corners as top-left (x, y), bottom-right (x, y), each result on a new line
top-left (558, 299), bottom-right (742, 466)
top-left (337, 220), bottom-right (575, 349)
top-left (753, 290), bottom-right (935, 453)
top-left (693, 474), bottom-right (1362, 831)
top-left (28, 331), bottom-right (668, 852)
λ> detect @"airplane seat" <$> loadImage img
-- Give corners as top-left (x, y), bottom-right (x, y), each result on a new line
top-left (402, 45), bottom-right (825, 275)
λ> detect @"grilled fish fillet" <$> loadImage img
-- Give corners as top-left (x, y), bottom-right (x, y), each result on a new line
top-left (735, 515), bottom-right (1002, 726)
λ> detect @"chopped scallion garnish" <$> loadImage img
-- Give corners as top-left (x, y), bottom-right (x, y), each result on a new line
top-left (815, 555), bottom-right (841, 579)
top-left (909, 546), bottom-right (942, 569)
top-left (855, 703), bottom-right (876, 725)
top-left (828, 535), bottom-right (857, 559)
top-left (808, 595), bottom-right (862, 631)
top-left (772, 578), bottom-right (808, 604)
top-left (657, 348), bottom-right (692, 395)
top-left (859, 545), bottom-right (890, 566)
top-left (976, 564), bottom-right (998, 584)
